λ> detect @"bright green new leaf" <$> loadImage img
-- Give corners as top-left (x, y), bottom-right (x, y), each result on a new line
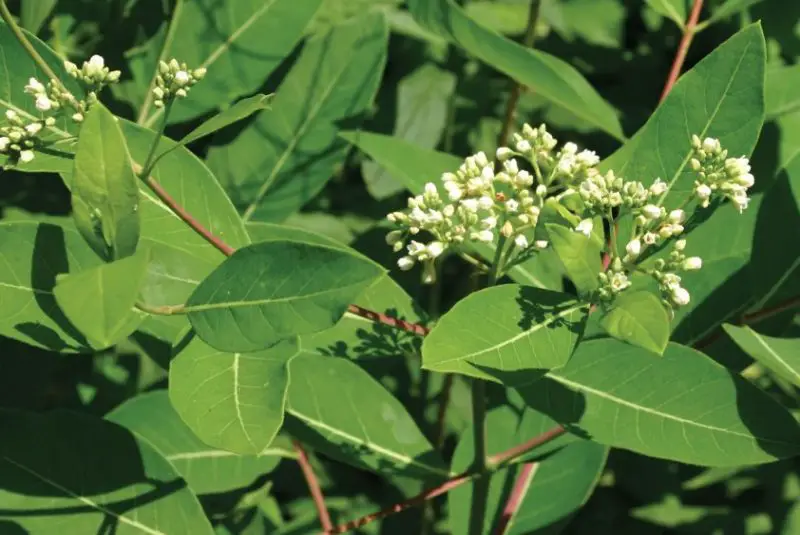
top-left (600, 291), bottom-right (671, 355)
top-left (139, 0), bottom-right (324, 125)
top-left (407, 0), bottom-right (624, 140)
top-left (71, 102), bottom-right (140, 261)
top-left (518, 339), bottom-right (800, 466)
top-left (0, 409), bottom-right (213, 534)
top-left (644, 0), bottom-right (687, 27)
top-left (185, 239), bottom-right (385, 352)
top-left (723, 325), bottom-right (800, 387)
top-left (449, 406), bottom-right (608, 535)
top-left (207, 12), bottom-right (388, 222)
top-left (766, 64), bottom-right (800, 118)
top-left (422, 284), bottom-right (587, 383)
top-left (285, 354), bottom-right (449, 481)
top-left (170, 334), bottom-right (297, 455)
top-left (0, 221), bottom-right (102, 352)
top-left (53, 250), bottom-right (150, 350)
top-left (602, 24), bottom-right (765, 208)
top-left (108, 390), bottom-right (294, 495)
top-left (545, 223), bottom-right (602, 296)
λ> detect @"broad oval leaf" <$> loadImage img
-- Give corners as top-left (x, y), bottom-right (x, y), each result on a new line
top-left (644, 0), bottom-right (686, 27)
top-left (0, 409), bottom-right (213, 534)
top-left (723, 325), bottom-right (800, 387)
top-left (138, 0), bottom-right (324, 125)
top-left (53, 250), bottom-right (150, 350)
top-left (600, 290), bottom-right (670, 355)
top-left (422, 284), bottom-right (588, 383)
top-left (407, 0), bottom-right (624, 140)
top-left (545, 223), bottom-right (602, 296)
top-left (517, 339), bottom-right (800, 466)
top-left (108, 390), bottom-right (294, 494)
top-left (169, 333), bottom-right (298, 455)
top-left (185, 239), bottom-right (385, 352)
top-left (285, 354), bottom-right (449, 481)
top-left (449, 407), bottom-right (608, 535)
top-left (207, 12), bottom-right (389, 222)
top-left (71, 102), bottom-right (140, 261)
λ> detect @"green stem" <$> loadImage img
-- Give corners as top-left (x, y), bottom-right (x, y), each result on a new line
top-left (488, 232), bottom-right (508, 286)
top-left (135, 301), bottom-right (185, 316)
top-left (140, 100), bottom-right (173, 178)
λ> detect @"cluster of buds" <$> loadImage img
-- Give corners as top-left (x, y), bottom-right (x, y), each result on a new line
top-left (690, 135), bottom-right (754, 212)
top-left (646, 239), bottom-right (702, 308)
top-left (65, 55), bottom-right (120, 92)
top-left (151, 59), bottom-right (206, 108)
top-left (0, 110), bottom-right (55, 164)
top-left (596, 258), bottom-right (632, 301)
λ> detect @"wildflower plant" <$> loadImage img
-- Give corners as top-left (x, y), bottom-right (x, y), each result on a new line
top-left (0, 2), bottom-right (797, 535)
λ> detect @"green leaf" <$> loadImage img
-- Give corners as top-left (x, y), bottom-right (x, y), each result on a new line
top-left (20, 0), bottom-right (58, 35)
top-left (0, 409), bottom-right (213, 534)
top-left (644, 0), bottom-right (687, 27)
top-left (139, 0), bottom-right (324, 126)
top-left (545, 223), bottom-right (602, 296)
top-left (517, 339), bottom-right (800, 466)
top-left (602, 24), bottom-right (766, 208)
top-left (158, 93), bottom-right (272, 159)
top-left (708, 0), bottom-right (765, 26)
top-left (185, 239), bottom-right (385, 352)
top-left (0, 221), bottom-right (102, 352)
top-left (206, 12), bottom-right (388, 222)
top-left (71, 102), bottom-right (140, 261)
top-left (285, 354), bottom-right (449, 481)
top-left (108, 390), bottom-right (294, 495)
top-left (53, 250), bottom-right (150, 350)
top-left (449, 407), bottom-right (608, 535)
top-left (766, 64), bottom-right (800, 118)
top-left (363, 64), bottom-right (456, 199)
top-left (723, 325), bottom-right (800, 387)
top-left (407, 0), bottom-right (624, 140)
top-left (422, 284), bottom-right (587, 383)
top-left (600, 291), bottom-right (670, 355)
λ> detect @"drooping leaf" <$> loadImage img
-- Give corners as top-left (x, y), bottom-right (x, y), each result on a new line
top-left (53, 249), bottom-right (149, 350)
top-left (20, 0), bottom-right (58, 35)
top-left (285, 354), bottom-right (448, 481)
top-left (71, 102), bottom-right (140, 261)
top-left (137, 0), bottom-right (324, 125)
top-left (449, 407), bottom-right (608, 535)
top-left (723, 325), bottom-right (800, 387)
top-left (107, 390), bottom-right (294, 495)
top-left (169, 334), bottom-right (297, 455)
top-left (0, 409), bottom-right (213, 534)
top-left (185, 239), bottom-right (386, 352)
top-left (407, 0), bottom-right (624, 140)
top-left (422, 284), bottom-right (587, 383)
top-left (0, 221), bottom-right (101, 352)
top-left (363, 64), bottom-right (456, 199)
top-left (644, 0), bottom-right (687, 27)
top-left (600, 291), bottom-right (671, 355)
top-left (206, 12), bottom-right (388, 222)
top-left (517, 339), bottom-right (800, 466)
top-left (545, 223), bottom-right (602, 296)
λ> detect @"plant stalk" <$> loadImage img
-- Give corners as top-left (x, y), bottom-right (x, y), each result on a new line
top-left (659, 0), bottom-right (705, 103)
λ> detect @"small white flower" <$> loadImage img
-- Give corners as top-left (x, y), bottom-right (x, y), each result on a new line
top-left (25, 77), bottom-right (45, 94)
top-left (476, 230), bottom-right (494, 243)
top-left (702, 137), bottom-right (721, 154)
top-left (397, 256), bottom-right (415, 271)
top-left (562, 142), bottom-right (578, 155)
top-left (152, 87), bottom-right (164, 99)
top-left (671, 286), bottom-right (691, 306)
top-left (474, 151), bottom-right (489, 168)
top-left (193, 67), bottom-right (207, 79)
top-left (5, 110), bottom-right (17, 120)
top-left (576, 149), bottom-right (599, 167)
top-left (575, 219), bottom-right (593, 237)
top-left (72, 112), bottom-right (84, 123)
top-left (642, 204), bottom-right (662, 220)
top-left (725, 157), bottom-right (750, 177)
top-left (174, 70), bottom-right (191, 86)
top-left (478, 196), bottom-right (494, 210)
top-left (407, 241), bottom-right (426, 255)
top-left (427, 241), bottom-right (445, 258)
top-left (734, 173), bottom-right (754, 188)
top-left (442, 204), bottom-right (455, 218)
top-left (505, 199), bottom-right (519, 212)
top-left (35, 95), bottom-right (52, 111)
top-left (674, 239), bottom-right (686, 251)
top-left (424, 182), bottom-right (438, 196)
top-left (514, 234), bottom-right (529, 249)
top-left (461, 198), bottom-right (479, 212)
top-left (625, 239), bottom-right (641, 258)
top-left (516, 139), bottom-right (532, 152)
top-left (649, 179), bottom-right (667, 196)
top-left (534, 240), bottom-right (548, 249)
top-left (482, 216), bottom-right (497, 229)
top-left (535, 184), bottom-right (547, 197)
top-left (19, 149), bottom-right (34, 163)
top-left (503, 158), bottom-right (519, 174)
top-left (86, 54), bottom-right (105, 77)
top-left (683, 257), bottom-right (702, 270)
top-left (731, 191), bottom-right (749, 213)
top-left (496, 147), bottom-right (513, 161)
top-left (385, 230), bottom-right (403, 245)
top-left (668, 209), bottom-right (685, 223)
top-left (25, 123), bottom-right (42, 135)
top-left (643, 232), bottom-right (657, 245)
top-left (0, 136), bottom-right (8, 151)
top-left (610, 272), bottom-right (631, 292)
top-left (445, 183), bottom-right (463, 201)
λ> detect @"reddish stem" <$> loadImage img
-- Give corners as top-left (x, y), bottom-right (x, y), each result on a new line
top-left (346, 304), bottom-right (430, 336)
top-left (488, 425), bottom-right (566, 467)
top-left (293, 441), bottom-right (333, 532)
top-left (694, 294), bottom-right (800, 349)
top-left (493, 463), bottom-right (538, 535)
top-left (659, 0), bottom-right (705, 103)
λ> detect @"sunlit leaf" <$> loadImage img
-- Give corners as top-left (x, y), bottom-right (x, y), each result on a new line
top-left (723, 325), bottom-right (800, 387)
top-left (600, 291), bottom-right (670, 355)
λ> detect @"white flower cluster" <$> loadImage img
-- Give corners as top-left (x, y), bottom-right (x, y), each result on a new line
top-left (151, 59), bottom-right (206, 108)
top-left (0, 110), bottom-right (55, 163)
top-left (648, 239), bottom-right (702, 308)
top-left (689, 135), bottom-right (754, 212)
top-left (64, 54), bottom-right (121, 92)
top-left (597, 257), bottom-right (632, 301)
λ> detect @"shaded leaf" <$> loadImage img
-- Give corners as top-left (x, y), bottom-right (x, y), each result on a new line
top-left (422, 284), bottom-right (587, 383)
top-left (407, 0), bottom-right (624, 140)
top-left (107, 390), bottom-right (294, 495)
top-left (0, 409), bottom-right (213, 534)
top-left (600, 291), bottom-right (670, 355)
top-left (207, 12), bottom-right (388, 222)
top-left (723, 325), bottom-right (800, 387)
top-left (53, 250), bottom-right (149, 350)
top-left (285, 354), bottom-right (448, 481)
top-left (169, 334), bottom-right (297, 456)
top-left (517, 339), bottom-right (800, 466)
top-left (185, 240), bottom-right (385, 352)
top-left (20, 0), bottom-right (57, 35)
top-left (708, 0), bottom-right (765, 25)
top-left (545, 223), bottom-right (602, 296)
top-left (765, 64), bottom-right (800, 118)
top-left (644, 0), bottom-right (687, 27)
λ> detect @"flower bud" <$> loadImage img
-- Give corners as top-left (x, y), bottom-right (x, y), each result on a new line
top-left (193, 67), bottom-right (207, 80)
top-left (505, 199), bottom-right (519, 212)
top-left (174, 70), bottom-right (191, 86)
top-left (385, 230), bottom-right (403, 245)
top-left (19, 149), bottom-right (34, 163)
top-left (496, 147), bottom-right (513, 161)
top-left (25, 123), bottom-right (42, 135)
top-left (152, 87), bottom-right (164, 99)
top-left (477, 230), bottom-right (494, 243)
top-left (649, 179), bottom-right (667, 196)
top-left (501, 220), bottom-right (514, 238)
top-left (674, 239), bottom-right (686, 251)
top-left (0, 137), bottom-right (8, 151)
top-left (35, 95), bottom-right (52, 111)
top-left (574, 219), bottom-right (593, 237)
top-left (397, 256), bottom-right (414, 271)
top-left (107, 70), bottom-right (121, 83)
top-left (478, 196), bottom-right (494, 210)
top-left (668, 209), bottom-right (685, 223)
top-left (671, 286), bottom-right (690, 306)
top-left (461, 198), bottom-right (479, 213)
top-left (683, 257), bottom-right (702, 270)
top-left (514, 234), bottom-right (529, 248)
top-left (427, 241), bottom-right (445, 258)
top-left (175, 88), bottom-right (188, 98)
top-left (625, 239), bottom-right (641, 258)
top-left (534, 240), bottom-right (548, 249)
top-left (642, 204), bottom-right (662, 220)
